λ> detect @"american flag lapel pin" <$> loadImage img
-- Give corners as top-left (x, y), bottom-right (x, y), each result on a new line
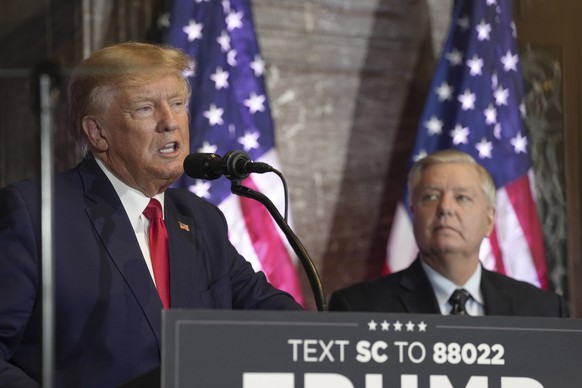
top-left (178, 221), bottom-right (190, 232)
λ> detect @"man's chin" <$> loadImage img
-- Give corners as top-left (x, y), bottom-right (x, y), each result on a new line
top-left (431, 241), bottom-right (464, 256)
top-left (165, 173), bottom-right (182, 185)
top-left (162, 164), bottom-right (185, 180)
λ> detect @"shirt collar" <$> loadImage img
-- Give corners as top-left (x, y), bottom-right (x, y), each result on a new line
top-left (420, 257), bottom-right (484, 309)
top-left (94, 158), bottom-right (165, 229)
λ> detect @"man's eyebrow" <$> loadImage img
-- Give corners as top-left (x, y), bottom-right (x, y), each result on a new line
top-left (126, 90), bottom-right (186, 102)
top-left (418, 184), bottom-right (441, 191)
top-left (452, 187), bottom-right (478, 195)
top-left (124, 91), bottom-right (155, 101)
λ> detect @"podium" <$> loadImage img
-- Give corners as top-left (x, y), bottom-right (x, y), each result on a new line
top-left (162, 310), bottom-right (582, 387)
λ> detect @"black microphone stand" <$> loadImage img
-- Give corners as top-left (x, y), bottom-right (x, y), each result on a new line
top-left (230, 182), bottom-right (327, 312)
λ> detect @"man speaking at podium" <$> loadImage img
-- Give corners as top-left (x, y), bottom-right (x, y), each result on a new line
top-left (0, 42), bottom-right (302, 388)
top-left (329, 149), bottom-right (569, 318)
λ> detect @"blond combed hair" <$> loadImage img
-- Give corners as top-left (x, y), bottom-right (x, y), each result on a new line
top-left (67, 42), bottom-right (194, 155)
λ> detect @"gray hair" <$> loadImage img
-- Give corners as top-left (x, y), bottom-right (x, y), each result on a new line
top-left (407, 149), bottom-right (496, 208)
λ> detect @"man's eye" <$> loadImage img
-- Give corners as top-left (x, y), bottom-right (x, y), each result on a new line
top-left (457, 195), bottom-right (471, 203)
top-left (171, 100), bottom-right (185, 111)
top-left (137, 106), bottom-right (153, 112)
top-left (423, 194), bottom-right (438, 201)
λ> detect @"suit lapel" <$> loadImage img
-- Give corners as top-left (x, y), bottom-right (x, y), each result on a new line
top-left (79, 158), bottom-right (164, 348)
top-left (481, 269), bottom-right (513, 315)
top-left (399, 258), bottom-right (441, 314)
top-left (164, 197), bottom-right (207, 308)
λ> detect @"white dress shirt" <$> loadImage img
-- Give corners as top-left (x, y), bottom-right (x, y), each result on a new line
top-left (420, 258), bottom-right (485, 316)
top-left (95, 158), bottom-right (165, 286)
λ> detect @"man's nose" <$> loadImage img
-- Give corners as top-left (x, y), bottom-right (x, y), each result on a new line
top-left (437, 194), bottom-right (454, 217)
top-left (157, 103), bottom-right (179, 132)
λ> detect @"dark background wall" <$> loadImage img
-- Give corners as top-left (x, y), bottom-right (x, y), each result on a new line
top-left (1, 0), bottom-right (580, 314)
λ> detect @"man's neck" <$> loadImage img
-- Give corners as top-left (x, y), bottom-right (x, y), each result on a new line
top-left (421, 253), bottom-right (480, 286)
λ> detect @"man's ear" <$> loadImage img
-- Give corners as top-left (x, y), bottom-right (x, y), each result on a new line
top-left (81, 116), bottom-right (108, 152)
top-left (409, 194), bottom-right (416, 216)
top-left (485, 206), bottom-right (495, 236)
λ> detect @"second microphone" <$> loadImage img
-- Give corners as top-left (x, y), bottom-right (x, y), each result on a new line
top-left (183, 151), bottom-right (273, 181)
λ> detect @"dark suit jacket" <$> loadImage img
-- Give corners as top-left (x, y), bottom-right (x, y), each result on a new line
top-left (0, 157), bottom-right (301, 387)
top-left (329, 257), bottom-right (569, 317)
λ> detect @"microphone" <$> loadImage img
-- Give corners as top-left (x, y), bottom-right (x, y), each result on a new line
top-left (183, 150), bottom-right (273, 180)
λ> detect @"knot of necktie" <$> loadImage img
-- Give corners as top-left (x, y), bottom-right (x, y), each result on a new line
top-left (143, 198), bottom-right (163, 221)
top-left (449, 288), bottom-right (470, 315)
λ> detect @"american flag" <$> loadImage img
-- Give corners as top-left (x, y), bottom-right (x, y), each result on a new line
top-left (386, 0), bottom-right (549, 289)
top-left (163, 0), bottom-right (304, 304)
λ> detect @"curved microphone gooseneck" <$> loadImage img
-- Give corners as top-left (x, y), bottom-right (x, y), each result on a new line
top-left (230, 182), bottom-right (327, 312)
top-left (183, 151), bottom-right (327, 311)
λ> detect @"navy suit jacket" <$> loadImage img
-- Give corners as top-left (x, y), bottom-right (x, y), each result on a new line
top-left (329, 257), bottom-right (569, 317)
top-left (0, 157), bottom-right (301, 387)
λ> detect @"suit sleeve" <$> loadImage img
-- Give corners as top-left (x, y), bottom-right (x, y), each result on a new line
top-left (0, 185), bottom-right (41, 386)
top-left (189, 197), bottom-right (303, 311)
top-left (218, 209), bottom-right (303, 311)
top-left (558, 294), bottom-right (570, 318)
top-left (328, 291), bottom-right (353, 311)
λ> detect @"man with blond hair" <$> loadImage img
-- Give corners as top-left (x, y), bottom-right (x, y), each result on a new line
top-left (0, 42), bottom-right (301, 387)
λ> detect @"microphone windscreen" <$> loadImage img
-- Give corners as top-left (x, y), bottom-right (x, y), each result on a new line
top-left (183, 153), bottom-right (221, 180)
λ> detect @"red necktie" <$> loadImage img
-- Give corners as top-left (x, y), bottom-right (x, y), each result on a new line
top-left (143, 198), bottom-right (170, 309)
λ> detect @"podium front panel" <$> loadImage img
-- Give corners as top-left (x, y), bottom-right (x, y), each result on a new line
top-left (162, 310), bottom-right (582, 387)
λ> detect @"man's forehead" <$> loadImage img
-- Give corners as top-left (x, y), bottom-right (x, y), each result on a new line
top-left (121, 78), bottom-right (188, 99)
top-left (423, 162), bottom-right (478, 176)
top-left (418, 183), bottom-right (478, 194)
top-left (419, 163), bottom-right (481, 188)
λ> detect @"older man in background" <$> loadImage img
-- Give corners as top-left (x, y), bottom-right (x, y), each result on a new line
top-left (329, 149), bottom-right (569, 317)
